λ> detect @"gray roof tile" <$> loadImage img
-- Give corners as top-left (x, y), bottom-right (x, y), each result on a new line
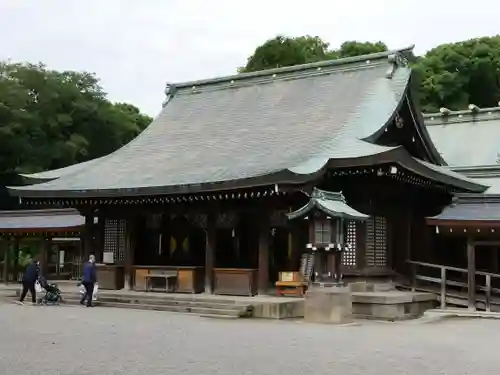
top-left (430, 202), bottom-right (500, 221)
top-left (287, 188), bottom-right (368, 220)
top-left (10, 48), bottom-right (485, 197)
top-left (13, 50), bottom-right (411, 196)
top-left (425, 107), bottom-right (500, 167)
top-left (0, 209), bottom-right (84, 230)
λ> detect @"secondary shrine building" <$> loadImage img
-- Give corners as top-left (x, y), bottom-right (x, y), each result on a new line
top-left (8, 48), bottom-right (488, 296)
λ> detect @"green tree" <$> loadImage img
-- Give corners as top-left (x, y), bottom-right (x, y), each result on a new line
top-left (238, 35), bottom-right (338, 73)
top-left (413, 36), bottom-right (500, 112)
top-left (239, 37), bottom-right (388, 73)
top-left (0, 62), bottom-right (152, 176)
top-left (338, 41), bottom-right (387, 58)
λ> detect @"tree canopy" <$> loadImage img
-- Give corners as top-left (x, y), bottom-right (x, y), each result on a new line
top-left (239, 36), bottom-right (387, 72)
top-left (0, 62), bottom-right (152, 177)
top-left (413, 36), bottom-right (500, 112)
top-left (240, 35), bottom-right (500, 113)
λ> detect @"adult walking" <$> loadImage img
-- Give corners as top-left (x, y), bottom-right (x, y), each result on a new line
top-left (80, 254), bottom-right (97, 307)
top-left (18, 257), bottom-right (39, 305)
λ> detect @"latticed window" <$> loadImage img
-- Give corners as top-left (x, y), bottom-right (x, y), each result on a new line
top-left (314, 220), bottom-right (331, 244)
top-left (343, 221), bottom-right (357, 267)
top-left (103, 219), bottom-right (127, 263)
top-left (366, 216), bottom-right (387, 267)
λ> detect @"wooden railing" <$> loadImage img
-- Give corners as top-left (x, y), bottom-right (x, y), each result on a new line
top-left (407, 260), bottom-right (500, 312)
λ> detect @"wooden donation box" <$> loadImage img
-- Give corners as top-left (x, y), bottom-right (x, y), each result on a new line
top-left (176, 266), bottom-right (204, 293)
top-left (213, 268), bottom-right (258, 296)
top-left (96, 264), bottom-right (124, 290)
top-left (134, 266), bottom-right (204, 293)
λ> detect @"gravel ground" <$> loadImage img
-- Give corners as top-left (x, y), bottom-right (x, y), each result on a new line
top-left (0, 302), bottom-right (499, 375)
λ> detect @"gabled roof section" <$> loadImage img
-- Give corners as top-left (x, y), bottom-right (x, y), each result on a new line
top-left (0, 209), bottom-right (84, 231)
top-left (425, 106), bottom-right (500, 168)
top-left (8, 47), bottom-right (485, 198)
top-left (287, 188), bottom-right (368, 220)
top-left (428, 194), bottom-right (500, 223)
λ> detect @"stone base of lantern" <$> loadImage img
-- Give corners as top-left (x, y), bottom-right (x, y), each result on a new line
top-left (304, 285), bottom-right (353, 325)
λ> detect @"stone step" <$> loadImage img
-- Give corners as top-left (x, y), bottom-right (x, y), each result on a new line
top-left (62, 293), bottom-right (252, 310)
top-left (63, 295), bottom-right (252, 311)
top-left (64, 291), bottom-right (246, 305)
top-left (62, 297), bottom-right (249, 317)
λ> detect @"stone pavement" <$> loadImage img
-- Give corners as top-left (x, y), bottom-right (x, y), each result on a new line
top-left (0, 302), bottom-right (499, 375)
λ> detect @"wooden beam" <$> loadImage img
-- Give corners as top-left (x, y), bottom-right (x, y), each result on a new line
top-left (205, 213), bottom-right (216, 294)
top-left (0, 226), bottom-right (83, 234)
top-left (39, 236), bottom-right (51, 278)
top-left (2, 238), bottom-right (9, 285)
top-left (355, 221), bottom-right (367, 270)
top-left (258, 212), bottom-right (270, 295)
top-left (13, 237), bottom-right (19, 282)
top-left (427, 219), bottom-right (500, 228)
top-left (492, 247), bottom-right (499, 274)
top-left (472, 241), bottom-right (500, 247)
top-left (467, 238), bottom-right (476, 311)
top-left (123, 219), bottom-right (135, 290)
top-left (83, 215), bottom-right (93, 259)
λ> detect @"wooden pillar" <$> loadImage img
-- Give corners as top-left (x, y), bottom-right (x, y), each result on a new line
top-left (491, 247), bottom-right (499, 274)
top-left (467, 238), bottom-right (476, 311)
top-left (123, 219), bottom-right (135, 290)
top-left (258, 212), bottom-right (270, 295)
top-left (288, 223), bottom-right (301, 270)
top-left (205, 213), bottom-right (216, 294)
top-left (404, 213), bottom-right (412, 275)
top-left (94, 216), bottom-right (104, 263)
top-left (13, 237), bottom-right (20, 282)
top-left (355, 221), bottom-right (367, 271)
top-left (39, 236), bottom-right (51, 278)
top-left (83, 214), bottom-right (93, 260)
top-left (2, 238), bottom-right (9, 285)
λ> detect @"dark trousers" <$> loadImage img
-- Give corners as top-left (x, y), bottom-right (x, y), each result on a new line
top-left (20, 281), bottom-right (36, 303)
top-left (80, 282), bottom-right (94, 306)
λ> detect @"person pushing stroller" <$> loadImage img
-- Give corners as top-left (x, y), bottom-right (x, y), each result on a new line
top-left (17, 257), bottom-right (39, 305)
top-left (80, 254), bottom-right (97, 307)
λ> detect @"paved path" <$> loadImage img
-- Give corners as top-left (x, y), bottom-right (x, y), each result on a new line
top-left (0, 302), bottom-right (499, 375)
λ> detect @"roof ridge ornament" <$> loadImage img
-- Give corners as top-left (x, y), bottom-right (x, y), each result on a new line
top-left (162, 83), bottom-right (178, 107)
top-left (468, 104), bottom-right (480, 113)
top-left (385, 52), bottom-right (409, 79)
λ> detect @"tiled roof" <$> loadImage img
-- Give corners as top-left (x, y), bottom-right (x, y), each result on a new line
top-left (287, 188), bottom-right (368, 220)
top-left (429, 194), bottom-right (500, 222)
top-left (19, 157), bottom-right (105, 182)
top-left (10, 47), bottom-right (486, 198)
top-left (0, 209), bottom-right (84, 230)
top-left (425, 107), bottom-right (500, 168)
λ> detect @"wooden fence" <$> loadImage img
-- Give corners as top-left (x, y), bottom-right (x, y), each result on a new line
top-left (408, 260), bottom-right (500, 312)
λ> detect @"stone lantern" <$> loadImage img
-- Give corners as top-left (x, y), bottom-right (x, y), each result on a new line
top-left (287, 188), bottom-right (368, 285)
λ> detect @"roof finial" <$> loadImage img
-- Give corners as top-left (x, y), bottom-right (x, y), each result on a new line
top-left (385, 52), bottom-right (409, 79)
top-left (162, 83), bottom-right (178, 108)
top-left (385, 54), bottom-right (398, 79)
top-left (468, 104), bottom-right (480, 113)
top-left (439, 107), bottom-right (451, 115)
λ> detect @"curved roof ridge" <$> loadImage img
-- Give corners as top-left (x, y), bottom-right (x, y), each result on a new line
top-left (424, 106), bottom-right (500, 124)
top-left (169, 46), bottom-right (414, 90)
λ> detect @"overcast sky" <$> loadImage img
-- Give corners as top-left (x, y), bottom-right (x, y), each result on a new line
top-left (0, 0), bottom-right (499, 116)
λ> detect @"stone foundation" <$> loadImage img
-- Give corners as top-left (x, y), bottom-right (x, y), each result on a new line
top-left (252, 300), bottom-right (304, 319)
top-left (352, 292), bottom-right (436, 320)
top-left (304, 286), bottom-right (353, 324)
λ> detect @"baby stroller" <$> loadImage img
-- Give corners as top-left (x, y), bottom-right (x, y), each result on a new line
top-left (37, 277), bottom-right (63, 305)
